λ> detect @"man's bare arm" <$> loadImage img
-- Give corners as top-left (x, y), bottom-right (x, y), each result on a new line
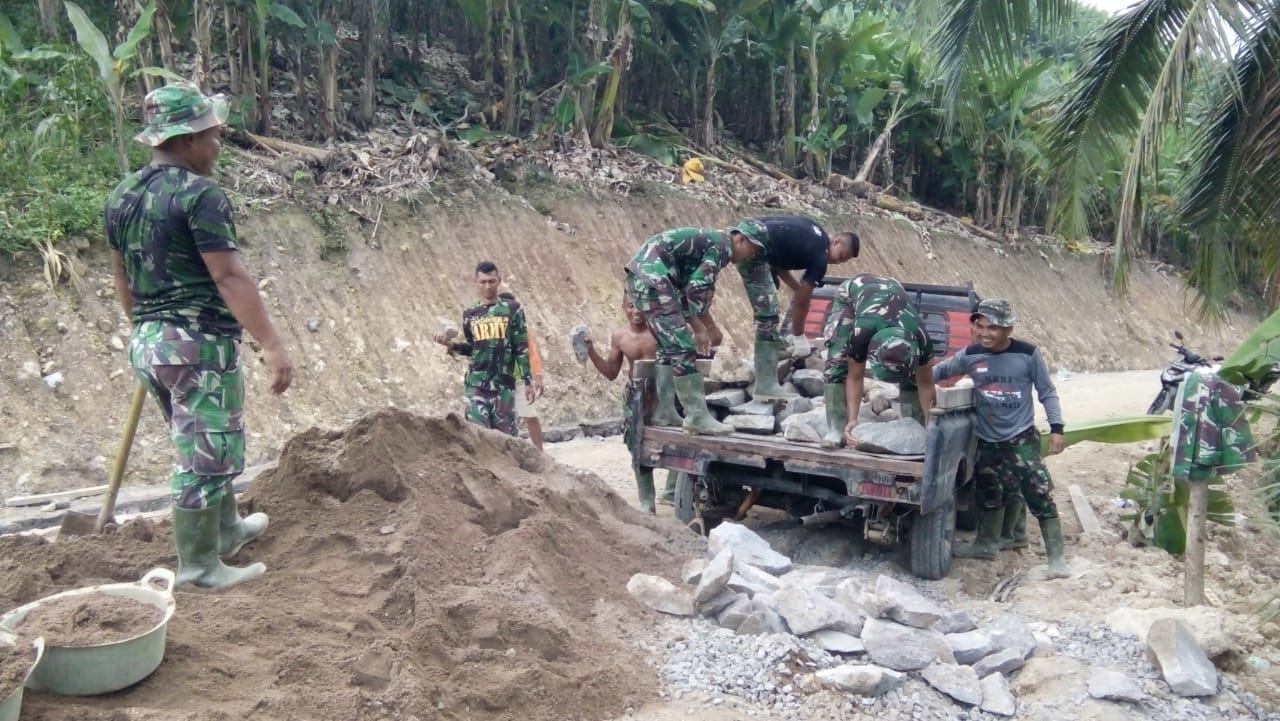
top-left (789, 282), bottom-right (814, 336)
top-left (587, 330), bottom-right (626, 381)
top-left (201, 250), bottom-right (293, 394)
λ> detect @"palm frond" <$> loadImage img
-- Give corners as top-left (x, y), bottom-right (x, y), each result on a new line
top-left (930, 0), bottom-right (1073, 118)
top-left (1178, 2), bottom-right (1280, 317)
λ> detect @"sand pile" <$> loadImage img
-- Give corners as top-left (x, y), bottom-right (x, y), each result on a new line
top-left (0, 409), bottom-right (692, 721)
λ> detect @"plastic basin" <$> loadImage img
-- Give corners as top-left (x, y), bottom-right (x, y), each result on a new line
top-left (0, 568), bottom-right (175, 696)
top-left (0, 635), bottom-right (45, 721)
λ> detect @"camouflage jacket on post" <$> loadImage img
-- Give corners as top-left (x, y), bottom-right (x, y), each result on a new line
top-left (104, 164), bottom-right (241, 337)
top-left (1171, 370), bottom-right (1255, 481)
top-left (454, 298), bottom-right (531, 391)
top-left (624, 228), bottom-right (733, 318)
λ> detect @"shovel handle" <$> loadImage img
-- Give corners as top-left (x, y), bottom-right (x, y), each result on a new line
top-left (95, 384), bottom-right (148, 533)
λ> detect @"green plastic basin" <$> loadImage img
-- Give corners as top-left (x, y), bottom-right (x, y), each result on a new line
top-left (0, 568), bottom-right (175, 696)
top-left (0, 634), bottom-right (45, 721)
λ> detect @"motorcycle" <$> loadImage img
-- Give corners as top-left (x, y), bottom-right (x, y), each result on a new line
top-left (1147, 331), bottom-right (1222, 415)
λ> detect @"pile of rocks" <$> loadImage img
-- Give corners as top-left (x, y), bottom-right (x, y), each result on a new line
top-left (703, 348), bottom-right (925, 454)
top-left (629, 523), bottom-right (1228, 717)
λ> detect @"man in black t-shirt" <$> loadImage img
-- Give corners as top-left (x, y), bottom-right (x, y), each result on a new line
top-left (737, 215), bottom-right (858, 400)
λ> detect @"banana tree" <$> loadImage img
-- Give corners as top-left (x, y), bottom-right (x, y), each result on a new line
top-left (64, 0), bottom-right (173, 174)
top-left (252, 0), bottom-right (305, 134)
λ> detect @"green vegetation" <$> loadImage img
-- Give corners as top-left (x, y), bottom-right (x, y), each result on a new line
top-left (1, 1), bottom-right (1279, 315)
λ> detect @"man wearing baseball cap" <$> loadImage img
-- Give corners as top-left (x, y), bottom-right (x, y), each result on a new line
top-left (106, 83), bottom-right (293, 589)
top-left (623, 221), bottom-right (766, 435)
top-left (932, 299), bottom-right (1069, 579)
top-left (820, 273), bottom-right (937, 448)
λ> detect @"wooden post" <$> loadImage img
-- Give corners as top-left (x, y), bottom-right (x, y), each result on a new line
top-left (1184, 480), bottom-right (1208, 606)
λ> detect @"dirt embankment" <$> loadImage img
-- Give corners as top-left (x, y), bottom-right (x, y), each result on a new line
top-left (0, 409), bottom-right (696, 721)
top-left (0, 180), bottom-right (1257, 497)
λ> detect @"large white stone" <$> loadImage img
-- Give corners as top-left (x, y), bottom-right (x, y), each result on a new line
top-left (946, 630), bottom-right (997, 666)
top-left (972, 648), bottom-right (1026, 678)
top-left (707, 389), bottom-right (748, 408)
top-left (728, 561), bottom-right (785, 597)
top-left (766, 586), bottom-right (843, 635)
top-left (1088, 670), bottom-right (1147, 704)
top-left (709, 523), bottom-right (792, 574)
top-left (727, 414), bottom-right (777, 434)
top-left (815, 665), bottom-right (904, 697)
top-left (782, 410), bottom-right (827, 443)
top-left (987, 615), bottom-right (1038, 660)
top-left (730, 400), bottom-right (778, 416)
top-left (698, 589), bottom-right (742, 617)
top-left (737, 597), bottom-right (789, 636)
top-left (921, 663), bottom-right (983, 706)
top-left (862, 618), bottom-right (956, 671)
top-left (681, 558), bottom-right (707, 586)
top-left (809, 630), bottom-right (865, 655)
top-left (790, 369), bottom-right (826, 397)
top-left (874, 575), bottom-right (947, 629)
top-left (979, 673), bottom-right (1017, 716)
top-left (1106, 606), bottom-right (1232, 658)
top-left (716, 595), bottom-right (753, 631)
top-left (1146, 618), bottom-right (1218, 697)
top-left (935, 609), bottom-right (978, 634)
top-left (693, 547), bottom-right (735, 605)
top-left (850, 418), bottom-right (927, 455)
top-left (627, 574), bottom-right (694, 616)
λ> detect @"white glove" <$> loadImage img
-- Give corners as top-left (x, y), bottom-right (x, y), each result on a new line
top-left (790, 334), bottom-right (812, 358)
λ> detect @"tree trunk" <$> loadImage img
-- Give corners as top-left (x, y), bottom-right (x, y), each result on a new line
top-left (576, 0), bottom-right (604, 143)
top-left (319, 1), bottom-right (340, 140)
top-left (256, 1), bottom-right (271, 135)
top-left (767, 56), bottom-right (777, 160)
top-left (500, 0), bottom-right (517, 133)
top-left (38, 0), bottom-right (60, 40)
top-left (154, 0), bottom-right (175, 72)
top-left (782, 40), bottom-right (796, 170)
top-left (803, 24), bottom-right (820, 174)
top-left (975, 154), bottom-right (989, 225)
top-left (482, 0), bottom-right (495, 90)
top-left (701, 58), bottom-right (717, 148)
top-left (1012, 175), bottom-right (1028, 233)
top-left (358, 0), bottom-right (379, 129)
top-left (192, 0), bottom-right (213, 91)
top-left (854, 95), bottom-right (901, 185)
top-left (1184, 480), bottom-right (1208, 606)
top-left (222, 2), bottom-right (240, 95)
top-left (995, 158), bottom-right (1012, 230)
top-left (591, 0), bottom-right (631, 146)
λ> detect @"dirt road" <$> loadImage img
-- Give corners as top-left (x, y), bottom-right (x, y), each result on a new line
top-left (549, 369), bottom-right (1280, 719)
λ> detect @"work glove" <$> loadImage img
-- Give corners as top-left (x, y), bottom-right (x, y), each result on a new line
top-left (790, 334), bottom-right (812, 359)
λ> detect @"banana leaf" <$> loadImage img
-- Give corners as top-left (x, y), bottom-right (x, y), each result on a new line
top-left (1039, 415), bottom-right (1171, 454)
top-left (1220, 307), bottom-right (1280, 386)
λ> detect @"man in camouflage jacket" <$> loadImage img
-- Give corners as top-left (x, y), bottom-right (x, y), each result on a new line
top-left (433, 262), bottom-right (533, 437)
top-left (623, 221), bottom-right (767, 435)
top-left (107, 83), bottom-right (293, 589)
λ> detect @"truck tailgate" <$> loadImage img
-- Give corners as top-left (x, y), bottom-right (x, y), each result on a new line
top-left (640, 427), bottom-right (925, 476)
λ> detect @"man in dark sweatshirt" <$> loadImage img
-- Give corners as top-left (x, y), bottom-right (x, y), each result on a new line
top-left (932, 299), bottom-right (1069, 578)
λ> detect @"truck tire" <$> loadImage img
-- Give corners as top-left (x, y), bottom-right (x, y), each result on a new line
top-left (673, 472), bottom-right (698, 525)
top-left (910, 497), bottom-right (956, 580)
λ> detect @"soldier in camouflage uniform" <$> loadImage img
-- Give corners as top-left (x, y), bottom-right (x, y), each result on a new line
top-left (107, 83), bottom-right (293, 589)
top-left (433, 262), bottom-right (533, 437)
top-left (932, 299), bottom-right (1069, 578)
top-left (623, 221), bottom-right (767, 435)
top-left (736, 216), bottom-right (858, 401)
top-left (821, 273), bottom-right (937, 448)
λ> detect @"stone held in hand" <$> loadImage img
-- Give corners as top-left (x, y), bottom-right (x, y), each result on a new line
top-left (570, 323), bottom-right (591, 364)
top-left (626, 574), bottom-right (695, 617)
top-left (708, 523), bottom-right (793, 574)
top-left (850, 418), bottom-right (927, 455)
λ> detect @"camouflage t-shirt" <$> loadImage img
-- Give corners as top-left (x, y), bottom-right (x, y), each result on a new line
top-left (841, 273), bottom-right (934, 363)
top-left (105, 164), bottom-right (240, 337)
top-left (456, 298), bottom-right (532, 391)
top-left (623, 227), bottom-right (732, 317)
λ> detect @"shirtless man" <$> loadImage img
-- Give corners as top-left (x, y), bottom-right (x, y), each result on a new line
top-left (583, 297), bottom-right (673, 512)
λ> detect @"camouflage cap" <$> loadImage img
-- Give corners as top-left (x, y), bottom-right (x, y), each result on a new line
top-left (732, 219), bottom-right (769, 249)
top-left (867, 327), bottom-right (919, 383)
top-left (134, 82), bottom-right (229, 147)
top-left (971, 298), bottom-right (1017, 327)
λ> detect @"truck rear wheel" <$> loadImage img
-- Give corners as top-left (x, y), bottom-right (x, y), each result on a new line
top-left (910, 497), bottom-right (956, 580)
top-left (674, 472), bottom-right (698, 525)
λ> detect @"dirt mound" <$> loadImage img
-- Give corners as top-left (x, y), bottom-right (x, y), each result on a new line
top-left (1, 409), bottom-right (694, 721)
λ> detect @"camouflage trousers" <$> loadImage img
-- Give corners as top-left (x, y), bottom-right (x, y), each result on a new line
top-left (736, 259), bottom-right (782, 342)
top-left (821, 278), bottom-right (861, 385)
top-left (625, 273), bottom-right (698, 376)
top-left (622, 380), bottom-right (644, 468)
top-left (974, 427), bottom-right (1059, 520)
top-left (129, 321), bottom-right (244, 509)
top-left (465, 385), bottom-right (518, 437)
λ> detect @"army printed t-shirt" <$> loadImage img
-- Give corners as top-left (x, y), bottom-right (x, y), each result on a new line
top-left (456, 298), bottom-right (532, 391)
top-left (105, 164), bottom-right (241, 337)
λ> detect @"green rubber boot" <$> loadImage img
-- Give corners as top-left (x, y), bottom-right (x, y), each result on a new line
top-left (1039, 516), bottom-right (1071, 578)
top-left (674, 373), bottom-right (732, 436)
top-left (173, 505), bottom-right (266, 589)
top-left (658, 470), bottom-right (676, 505)
top-left (998, 496), bottom-right (1029, 550)
top-left (750, 341), bottom-right (797, 401)
top-left (821, 383), bottom-right (847, 449)
top-left (651, 363), bottom-right (683, 427)
top-left (218, 485), bottom-right (268, 558)
top-left (635, 468), bottom-right (656, 514)
top-left (954, 508), bottom-right (1004, 560)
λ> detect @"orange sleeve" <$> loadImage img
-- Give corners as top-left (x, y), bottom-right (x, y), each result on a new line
top-left (527, 334), bottom-right (543, 376)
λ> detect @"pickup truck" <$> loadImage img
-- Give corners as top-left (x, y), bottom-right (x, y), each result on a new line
top-left (629, 279), bottom-right (981, 580)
